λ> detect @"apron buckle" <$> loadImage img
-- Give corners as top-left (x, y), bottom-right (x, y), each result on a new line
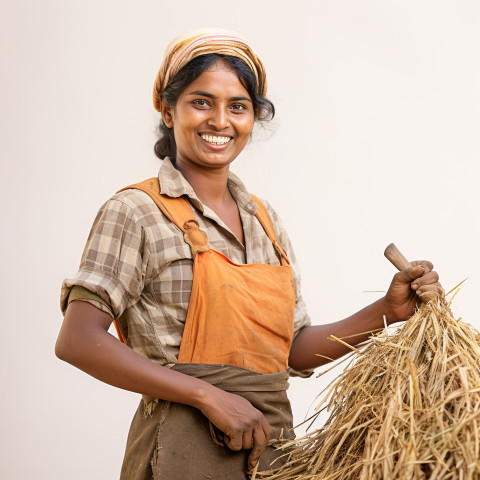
top-left (183, 220), bottom-right (210, 256)
top-left (273, 240), bottom-right (289, 264)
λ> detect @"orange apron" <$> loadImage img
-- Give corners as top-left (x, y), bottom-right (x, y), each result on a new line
top-left (117, 178), bottom-right (297, 479)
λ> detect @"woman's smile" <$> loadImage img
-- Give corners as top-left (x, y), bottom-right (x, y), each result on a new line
top-left (199, 133), bottom-right (233, 146)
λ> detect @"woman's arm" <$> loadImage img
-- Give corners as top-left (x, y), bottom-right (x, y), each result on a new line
top-left (289, 261), bottom-right (443, 371)
top-left (55, 301), bottom-right (270, 471)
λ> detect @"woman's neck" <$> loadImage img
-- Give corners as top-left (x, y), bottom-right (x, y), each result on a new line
top-left (174, 157), bottom-right (244, 245)
top-left (175, 159), bottom-right (232, 209)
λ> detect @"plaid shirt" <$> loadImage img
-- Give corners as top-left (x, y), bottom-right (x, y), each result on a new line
top-left (61, 158), bottom-right (312, 376)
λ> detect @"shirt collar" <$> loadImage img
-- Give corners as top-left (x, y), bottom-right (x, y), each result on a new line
top-left (158, 158), bottom-right (258, 215)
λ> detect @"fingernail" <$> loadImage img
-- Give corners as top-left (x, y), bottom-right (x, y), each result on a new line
top-left (412, 284), bottom-right (418, 289)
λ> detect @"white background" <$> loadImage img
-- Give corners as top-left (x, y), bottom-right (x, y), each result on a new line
top-left (1, 1), bottom-right (479, 478)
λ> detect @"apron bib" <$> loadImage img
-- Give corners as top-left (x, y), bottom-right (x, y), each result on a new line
top-left (117, 178), bottom-right (296, 479)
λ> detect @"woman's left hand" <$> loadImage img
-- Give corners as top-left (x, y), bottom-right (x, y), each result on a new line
top-left (384, 260), bottom-right (444, 323)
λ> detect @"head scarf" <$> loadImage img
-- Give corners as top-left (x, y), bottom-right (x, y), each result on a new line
top-left (153, 28), bottom-right (267, 112)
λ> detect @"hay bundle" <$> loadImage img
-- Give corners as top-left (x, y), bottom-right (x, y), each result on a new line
top-left (260, 246), bottom-right (480, 480)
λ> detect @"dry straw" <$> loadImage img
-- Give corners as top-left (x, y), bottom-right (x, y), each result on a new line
top-left (258, 284), bottom-right (480, 479)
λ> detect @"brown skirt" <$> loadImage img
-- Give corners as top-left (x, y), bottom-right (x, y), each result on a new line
top-left (120, 364), bottom-right (294, 480)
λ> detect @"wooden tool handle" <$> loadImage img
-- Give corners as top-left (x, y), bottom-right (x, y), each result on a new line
top-left (384, 243), bottom-right (413, 271)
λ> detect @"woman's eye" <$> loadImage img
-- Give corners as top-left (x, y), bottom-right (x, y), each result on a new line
top-left (193, 99), bottom-right (210, 108)
top-left (230, 103), bottom-right (247, 111)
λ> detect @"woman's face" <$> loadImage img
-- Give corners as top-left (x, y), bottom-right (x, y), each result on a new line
top-left (163, 59), bottom-right (255, 171)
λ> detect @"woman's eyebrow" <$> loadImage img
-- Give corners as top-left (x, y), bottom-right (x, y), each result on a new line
top-left (231, 96), bottom-right (252, 103)
top-left (187, 90), bottom-right (216, 98)
top-left (186, 90), bottom-right (252, 103)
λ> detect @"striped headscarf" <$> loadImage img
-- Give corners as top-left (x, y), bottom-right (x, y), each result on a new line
top-left (153, 28), bottom-right (267, 112)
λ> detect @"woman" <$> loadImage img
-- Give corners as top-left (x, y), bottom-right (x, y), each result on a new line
top-left (55, 29), bottom-right (443, 479)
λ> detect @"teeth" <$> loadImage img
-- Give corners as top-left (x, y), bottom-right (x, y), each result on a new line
top-left (201, 134), bottom-right (231, 145)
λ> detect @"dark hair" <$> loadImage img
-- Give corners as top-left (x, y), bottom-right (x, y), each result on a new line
top-left (154, 54), bottom-right (275, 160)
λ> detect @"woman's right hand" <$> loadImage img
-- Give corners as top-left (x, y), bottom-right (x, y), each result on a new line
top-left (195, 385), bottom-right (272, 473)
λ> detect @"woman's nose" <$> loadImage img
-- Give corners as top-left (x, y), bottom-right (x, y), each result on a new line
top-left (207, 107), bottom-right (230, 130)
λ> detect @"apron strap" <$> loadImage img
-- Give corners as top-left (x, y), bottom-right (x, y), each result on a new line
top-left (251, 194), bottom-right (290, 266)
top-left (118, 178), bottom-right (210, 256)
top-left (118, 178), bottom-right (195, 232)
top-left (114, 178), bottom-right (209, 344)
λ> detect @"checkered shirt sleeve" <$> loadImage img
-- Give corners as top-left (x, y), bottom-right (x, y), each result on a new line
top-left (60, 198), bottom-right (148, 319)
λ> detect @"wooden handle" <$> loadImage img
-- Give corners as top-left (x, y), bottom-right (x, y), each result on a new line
top-left (384, 243), bottom-right (413, 271)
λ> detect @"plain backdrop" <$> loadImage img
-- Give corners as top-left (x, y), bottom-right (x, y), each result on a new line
top-left (1, 1), bottom-right (479, 478)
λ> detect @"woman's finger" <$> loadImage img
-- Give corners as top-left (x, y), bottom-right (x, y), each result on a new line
top-left (247, 424), bottom-right (269, 474)
top-left (223, 427), bottom-right (244, 451)
top-left (242, 428), bottom-right (254, 450)
top-left (394, 265), bottom-right (426, 284)
top-left (410, 260), bottom-right (434, 273)
top-left (411, 270), bottom-right (440, 289)
top-left (416, 282), bottom-right (445, 301)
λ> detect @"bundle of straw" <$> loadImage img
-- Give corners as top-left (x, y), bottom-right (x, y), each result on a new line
top-left (259, 245), bottom-right (480, 480)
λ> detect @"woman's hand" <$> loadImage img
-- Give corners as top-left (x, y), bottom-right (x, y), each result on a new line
top-left (289, 260), bottom-right (444, 371)
top-left (195, 385), bottom-right (271, 474)
top-left (57, 301), bottom-right (270, 475)
top-left (384, 260), bottom-right (444, 323)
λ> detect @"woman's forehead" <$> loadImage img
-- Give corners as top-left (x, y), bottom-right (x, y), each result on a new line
top-left (182, 62), bottom-right (251, 98)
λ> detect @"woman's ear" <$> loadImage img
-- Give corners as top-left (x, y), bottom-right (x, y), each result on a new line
top-left (161, 104), bottom-right (174, 128)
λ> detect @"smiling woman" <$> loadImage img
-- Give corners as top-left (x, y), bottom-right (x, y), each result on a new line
top-left (154, 52), bottom-right (274, 162)
top-left (55, 28), bottom-right (443, 480)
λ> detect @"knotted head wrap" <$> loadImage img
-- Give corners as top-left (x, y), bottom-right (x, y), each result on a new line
top-left (153, 28), bottom-right (268, 112)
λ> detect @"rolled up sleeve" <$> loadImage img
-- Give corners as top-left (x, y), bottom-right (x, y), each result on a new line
top-left (60, 198), bottom-right (148, 319)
